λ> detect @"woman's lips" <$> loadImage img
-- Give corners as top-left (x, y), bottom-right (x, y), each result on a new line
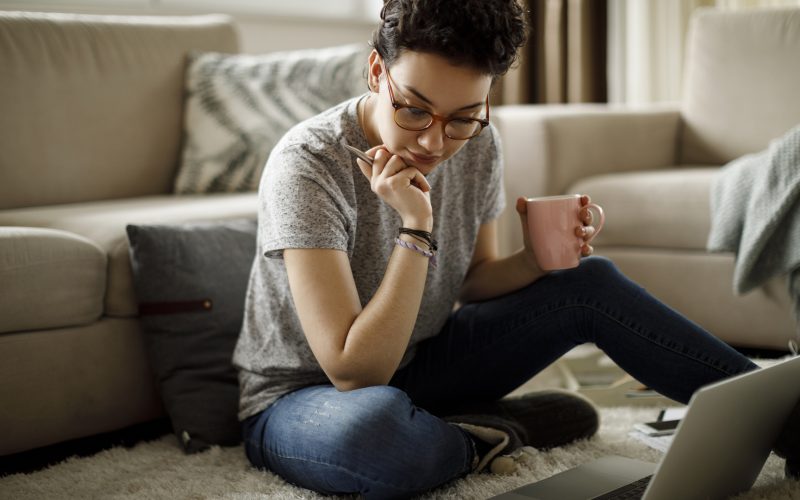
top-left (407, 150), bottom-right (441, 165)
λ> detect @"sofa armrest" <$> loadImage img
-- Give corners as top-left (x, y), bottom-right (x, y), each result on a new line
top-left (493, 104), bottom-right (682, 200)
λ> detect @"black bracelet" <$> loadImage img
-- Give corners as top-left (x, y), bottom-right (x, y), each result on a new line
top-left (398, 227), bottom-right (432, 250)
top-left (405, 232), bottom-right (432, 249)
top-left (399, 227), bottom-right (438, 252)
top-left (399, 227), bottom-right (433, 246)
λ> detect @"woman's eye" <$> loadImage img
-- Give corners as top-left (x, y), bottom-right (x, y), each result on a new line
top-left (406, 107), bottom-right (429, 117)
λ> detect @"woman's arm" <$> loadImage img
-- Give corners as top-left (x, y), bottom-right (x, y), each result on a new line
top-left (285, 145), bottom-right (435, 392)
top-left (458, 219), bottom-right (545, 303)
top-left (285, 241), bottom-right (430, 392)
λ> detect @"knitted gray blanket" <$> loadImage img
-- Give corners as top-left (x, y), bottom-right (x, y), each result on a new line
top-left (707, 124), bottom-right (800, 339)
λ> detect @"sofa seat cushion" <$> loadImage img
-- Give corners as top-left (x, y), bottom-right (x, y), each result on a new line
top-left (568, 167), bottom-right (718, 251)
top-left (600, 247), bottom-right (794, 350)
top-left (0, 227), bottom-right (106, 334)
top-left (0, 193), bottom-right (257, 318)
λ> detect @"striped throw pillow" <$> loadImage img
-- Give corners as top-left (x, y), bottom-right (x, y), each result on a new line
top-left (174, 44), bottom-right (368, 194)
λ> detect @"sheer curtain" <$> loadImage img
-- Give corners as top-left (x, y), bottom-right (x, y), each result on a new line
top-left (607, 0), bottom-right (800, 104)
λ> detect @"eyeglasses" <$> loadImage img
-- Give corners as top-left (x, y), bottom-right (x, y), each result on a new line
top-left (382, 61), bottom-right (489, 141)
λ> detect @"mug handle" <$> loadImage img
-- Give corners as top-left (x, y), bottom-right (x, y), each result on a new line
top-left (583, 203), bottom-right (605, 244)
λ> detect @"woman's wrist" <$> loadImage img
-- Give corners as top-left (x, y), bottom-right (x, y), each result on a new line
top-left (401, 216), bottom-right (433, 233)
top-left (519, 247), bottom-right (545, 277)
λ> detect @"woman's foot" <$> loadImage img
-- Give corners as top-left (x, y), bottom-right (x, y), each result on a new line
top-left (445, 389), bottom-right (600, 450)
top-left (447, 414), bottom-right (528, 473)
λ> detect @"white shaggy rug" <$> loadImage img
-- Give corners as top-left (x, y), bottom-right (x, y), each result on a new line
top-left (2, 407), bottom-right (798, 499)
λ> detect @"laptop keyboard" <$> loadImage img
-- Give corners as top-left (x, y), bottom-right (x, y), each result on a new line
top-left (593, 475), bottom-right (653, 500)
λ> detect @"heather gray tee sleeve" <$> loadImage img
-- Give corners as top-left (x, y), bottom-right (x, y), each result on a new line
top-left (260, 142), bottom-right (353, 259)
top-left (481, 130), bottom-right (506, 223)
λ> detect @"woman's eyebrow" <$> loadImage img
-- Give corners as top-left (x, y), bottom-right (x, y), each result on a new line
top-left (404, 84), bottom-right (485, 112)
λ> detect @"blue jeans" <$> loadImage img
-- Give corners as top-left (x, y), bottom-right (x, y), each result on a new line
top-left (242, 257), bottom-right (757, 498)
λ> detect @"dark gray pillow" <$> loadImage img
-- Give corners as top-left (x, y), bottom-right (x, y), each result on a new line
top-left (126, 218), bottom-right (257, 453)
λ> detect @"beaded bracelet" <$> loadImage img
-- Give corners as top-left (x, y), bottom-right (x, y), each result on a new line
top-left (394, 237), bottom-right (438, 268)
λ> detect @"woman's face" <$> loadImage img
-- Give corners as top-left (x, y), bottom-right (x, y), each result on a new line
top-left (366, 50), bottom-right (493, 175)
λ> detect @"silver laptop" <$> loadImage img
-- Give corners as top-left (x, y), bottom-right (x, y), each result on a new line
top-left (490, 355), bottom-right (800, 500)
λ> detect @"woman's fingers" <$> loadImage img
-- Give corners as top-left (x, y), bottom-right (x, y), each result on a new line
top-left (384, 164), bottom-right (427, 190)
top-left (579, 195), bottom-right (593, 224)
top-left (578, 195), bottom-right (597, 255)
top-left (371, 148), bottom-right (390, 178)
top-left (575, 225), bottom-right (596, 239)
top-left (356, 158), bottom-right (372, 180)
top-left (379, 154), bottom-right (410, 179)
top-left (516, 197), bottom-right (528, 215)
top-left (375, 153), bottom-right (430, 192)
top-left (579, 207), bottom-right (593, 226)
top-left (354, 146), bottom-right (383, 181)
top-left (406, 168), bottom-right (430, 192)
top-left (358, 146), bottom-right (430, 194)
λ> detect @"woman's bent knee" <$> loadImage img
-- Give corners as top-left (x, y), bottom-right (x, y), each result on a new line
top-left (333, 386), bottom-right (468, 470)
top-left (256, 385), bottom-right (471, 496)
top-left (577, 255), bottom-right (617, 276)
top-left (562, 256), bottom-right (628, 289)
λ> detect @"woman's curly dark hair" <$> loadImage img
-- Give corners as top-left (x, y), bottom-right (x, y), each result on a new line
top-left (371, 0), bottom-right (528, 77)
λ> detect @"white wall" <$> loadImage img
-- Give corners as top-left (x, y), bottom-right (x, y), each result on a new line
top-left (234, 16), bottom-right (374, 54)
top-left (0, 2), bottom-right (377, 53)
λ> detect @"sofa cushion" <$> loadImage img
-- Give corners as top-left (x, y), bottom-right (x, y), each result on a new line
top-left (0, 12), bottom-right (239, 210)
top-left (173, 43), bottom-right (368, 194)
top-left (0, 193), bottom-right (257, 318)
top-left (126, 218), bottom-right (256, 453)
top-left (0, 227), bottom-right (106, 334)
top-left (600, 248), bottom-right (794, 350)
top-left (569, 167), bottom-right (717, 250)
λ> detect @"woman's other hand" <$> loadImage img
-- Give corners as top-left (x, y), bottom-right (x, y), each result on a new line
top-left (515, 194), bottom-right (596, 268)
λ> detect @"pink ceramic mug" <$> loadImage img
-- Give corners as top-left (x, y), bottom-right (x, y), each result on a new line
top-left (526, 194), bottom-right (605, 271)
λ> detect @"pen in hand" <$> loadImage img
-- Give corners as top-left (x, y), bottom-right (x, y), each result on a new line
top-left (345, 143), bottom-right (429, 192)
top-left (344, 144), bottom-right (374, 165)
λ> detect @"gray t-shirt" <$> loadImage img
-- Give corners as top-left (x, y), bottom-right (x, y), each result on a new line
top-left (233, 95), bottom-right (506, 420)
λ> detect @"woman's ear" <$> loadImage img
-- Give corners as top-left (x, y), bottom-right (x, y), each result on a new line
top-left (367, 49), bottom-right (383, 92)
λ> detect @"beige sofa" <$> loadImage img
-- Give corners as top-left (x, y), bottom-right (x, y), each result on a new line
top-left (494, 6), bottom-right (800, 352)
top-left (0, 12), bottom-right (258, 456)
top-left (1, 7), bottom-right (797, 458)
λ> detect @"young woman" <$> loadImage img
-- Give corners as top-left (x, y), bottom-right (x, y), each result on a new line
top-left (234, 0), bottom-right (797, 497)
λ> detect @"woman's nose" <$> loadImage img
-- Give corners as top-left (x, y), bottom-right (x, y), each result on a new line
top-left (417, 122), bottom-right (445, 151)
